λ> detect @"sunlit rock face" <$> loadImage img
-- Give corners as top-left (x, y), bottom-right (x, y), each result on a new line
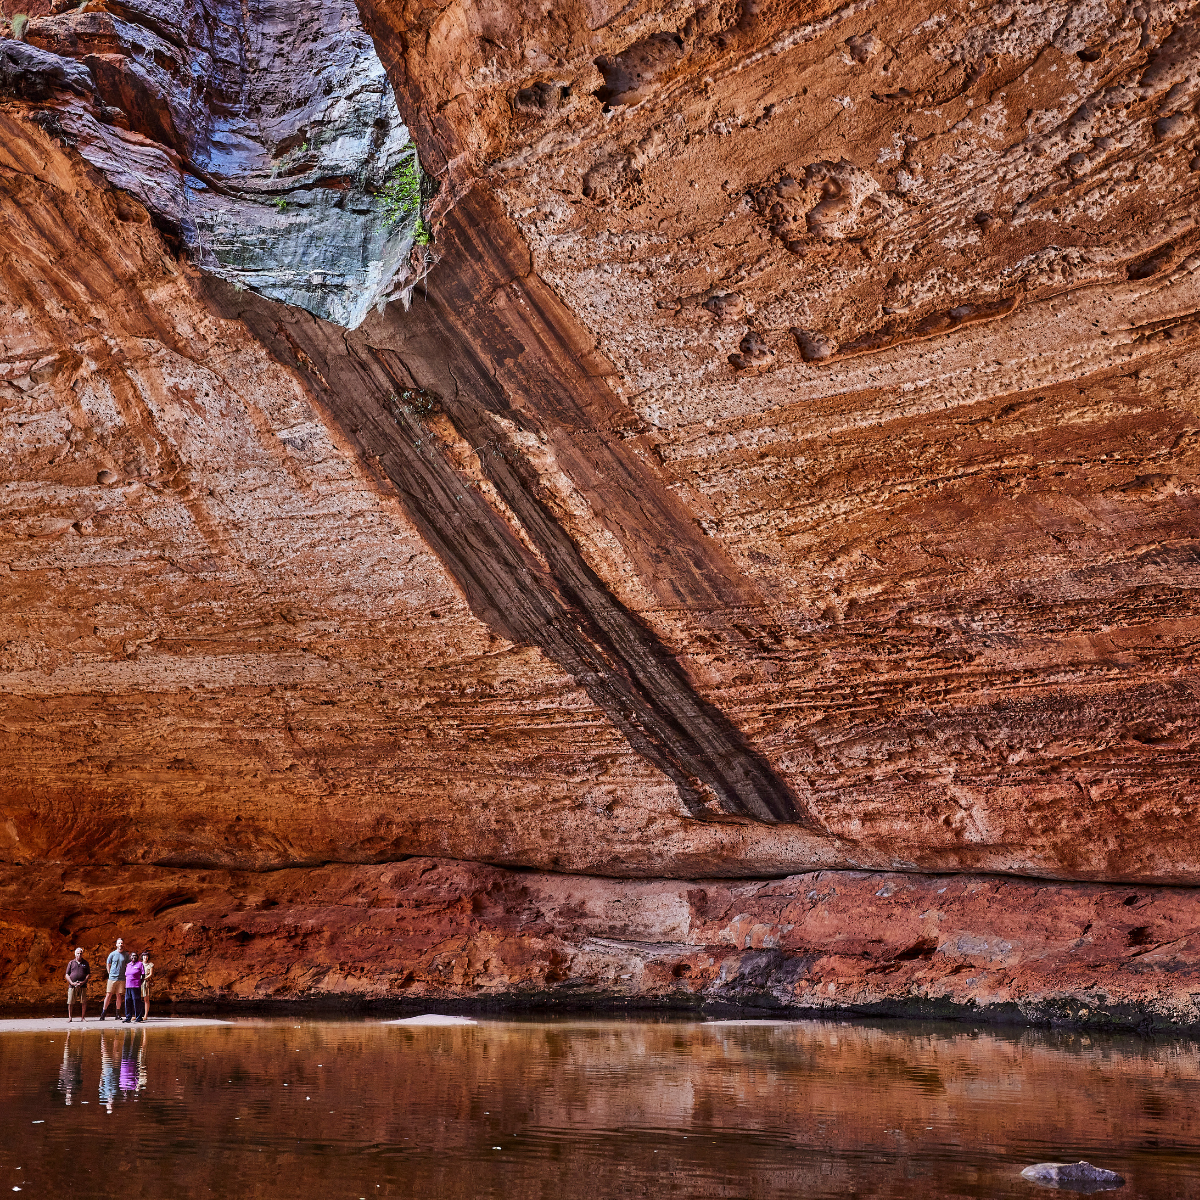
top-left (7, 0), bottom-right (423, 326)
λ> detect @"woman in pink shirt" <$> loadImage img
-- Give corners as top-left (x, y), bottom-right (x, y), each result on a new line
top-left (123, 954), bottom-right (146, 1023)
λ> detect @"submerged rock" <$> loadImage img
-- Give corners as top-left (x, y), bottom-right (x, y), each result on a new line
top-left (1020, 1161), bottom-right (1126, 1192)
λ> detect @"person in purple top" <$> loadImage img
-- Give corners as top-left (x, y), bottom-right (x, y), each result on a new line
top-left (123, 953), bottom-right (146, 1022)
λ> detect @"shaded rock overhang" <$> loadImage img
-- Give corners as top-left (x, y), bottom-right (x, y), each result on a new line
top-left (0, 0), bottom-right (1199, 890)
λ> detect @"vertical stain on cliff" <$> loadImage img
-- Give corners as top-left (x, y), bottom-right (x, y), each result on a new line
top-left (363, 363), bottom-right (808, 827)
top-left (221, 193), bottom-right (814, 828)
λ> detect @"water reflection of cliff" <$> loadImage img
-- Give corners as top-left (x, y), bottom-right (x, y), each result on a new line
top-left (11, 1020), bottom-right (1198, 1197)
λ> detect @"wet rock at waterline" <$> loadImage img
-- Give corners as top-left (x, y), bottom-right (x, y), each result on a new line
top-left (7, 860), bottom-right (1200, 1028)
top-left (1020, 1161), bottom-right (1126, 1193)
top-left (8, 0), bottom-right (429, 327)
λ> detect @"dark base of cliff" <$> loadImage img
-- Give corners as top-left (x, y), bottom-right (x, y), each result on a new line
top-left (4, 857), bottom-right (1200, 1031)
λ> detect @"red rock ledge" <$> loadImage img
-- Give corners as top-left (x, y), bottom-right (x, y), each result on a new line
top-left (3, 859), bottom-right (1198, 1029)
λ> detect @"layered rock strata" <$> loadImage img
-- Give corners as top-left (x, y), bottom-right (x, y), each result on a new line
top-left (4, 858), bottom-right (1200, 1031)
top-left (1, 0), bottom-right (1200, 1022)
top-left (352, 0), bottom-right (1200, 877)
top-left (3, 108), bottom-right (1197, 881)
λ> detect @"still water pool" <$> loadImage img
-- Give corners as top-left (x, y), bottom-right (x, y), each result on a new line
top-left (1, 1016), bottom-right (1198, 1198)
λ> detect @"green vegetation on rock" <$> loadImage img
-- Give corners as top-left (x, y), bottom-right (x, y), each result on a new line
top-left (378, 155), bottom-right (432, 244)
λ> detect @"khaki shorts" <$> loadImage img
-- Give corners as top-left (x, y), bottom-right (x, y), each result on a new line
top-left (67, 984), bottom-right (87, 1003)
top-left (105, 978), bottom-right (125, 998)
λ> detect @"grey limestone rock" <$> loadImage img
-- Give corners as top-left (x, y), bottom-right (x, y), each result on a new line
top-left (14, 0), bottom-right (426, 328)
top-left (1020, 1161), bottom-right (1126, 1193)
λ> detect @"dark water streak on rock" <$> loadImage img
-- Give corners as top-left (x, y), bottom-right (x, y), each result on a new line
top-left (218, 202), bottom-right (813, 825)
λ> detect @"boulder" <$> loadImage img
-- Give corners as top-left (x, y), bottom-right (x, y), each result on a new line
top-left (1020, 1161), bottom-right (1126, 1193)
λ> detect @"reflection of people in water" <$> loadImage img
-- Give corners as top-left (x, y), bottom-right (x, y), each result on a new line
top-left (57, 1032), bottom-right (83, 1105)
top-left (119, 1031), bottom-right (143, 1097)
top-left (138, 1035), bottom-right (148, 1091)
top-left (99, 1034), bottom-right (119, 1114)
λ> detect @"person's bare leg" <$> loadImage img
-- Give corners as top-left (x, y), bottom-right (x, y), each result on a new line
top-left (81, 992), bottom-right (88, 1021)
top-left (67, 991), bottom-right (73, 1022)
top-left (143, 990), bottom-right (150, 1019)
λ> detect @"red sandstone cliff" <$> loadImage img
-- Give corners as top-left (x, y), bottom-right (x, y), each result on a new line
top-left (1, 0), bottom-right (1198, 1020)
top-left (5, 858), bottom-right (1200, 1029)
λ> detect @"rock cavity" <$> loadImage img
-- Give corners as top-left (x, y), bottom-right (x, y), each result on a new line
top-left (6, 0), bottom-right (427, 326)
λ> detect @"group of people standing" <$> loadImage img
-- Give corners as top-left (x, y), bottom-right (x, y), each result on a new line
top-left (64, 937), bottom-right (155, 1023)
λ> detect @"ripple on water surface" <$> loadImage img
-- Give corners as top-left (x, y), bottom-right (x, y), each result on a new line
top-left (1, 1016), bottom-right (1198, 1198)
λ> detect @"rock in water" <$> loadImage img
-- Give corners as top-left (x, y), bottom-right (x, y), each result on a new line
top-left (1020, 1161), bottom-right (1125, 1192)
top-left (389, 1015), bottom-right (478, 1026)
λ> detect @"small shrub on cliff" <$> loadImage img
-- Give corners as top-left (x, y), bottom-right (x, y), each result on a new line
top-left (378, 155), bottom-right (432, 244)
top-left (11, 13), bottom-right (29, 38)
top-left (378, 158), bottom-right (419, 223)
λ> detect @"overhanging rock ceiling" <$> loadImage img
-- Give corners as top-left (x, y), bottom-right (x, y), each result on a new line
top-left (1, 0), bottom-right (1198, 1012)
